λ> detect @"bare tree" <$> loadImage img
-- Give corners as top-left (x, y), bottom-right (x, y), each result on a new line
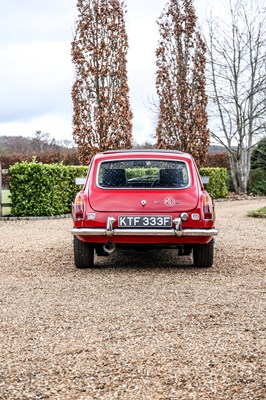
top-left (155, 0), bottom-right (210, 167)
top-left (72, 0), bottom-right (133, 164)
top-left (206, 0), bottom-right (266, 193)
top-left (31, 131), bottom-right (49, 151)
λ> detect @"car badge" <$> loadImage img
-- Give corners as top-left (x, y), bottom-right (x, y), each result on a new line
top-left (164, 196), bottom-right (176, 208)
top-left (141, 200), bottom-right (146, 207)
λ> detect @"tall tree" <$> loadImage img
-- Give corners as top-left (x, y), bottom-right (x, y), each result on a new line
top-left (155, 0), bottom-right (209, 167)
top-left (72, 0), bottom-right (133, 164)
top-left (206, 0), bottom-right (266, 193)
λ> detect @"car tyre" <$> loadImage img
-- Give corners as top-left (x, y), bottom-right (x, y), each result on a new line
top-left (73, 236), bottom-right (94, 268)
top-left (193, 239), bottom-right (214, 268)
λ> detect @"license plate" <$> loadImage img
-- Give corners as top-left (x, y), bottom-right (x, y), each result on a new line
top-left (118, 216), bottom-right (172, 228)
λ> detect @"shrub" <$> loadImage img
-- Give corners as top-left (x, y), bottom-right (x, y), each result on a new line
top-left (203, 152), bottom-right (230, 169)
top-left (251, 137), bottom-right (266, 170)
top-left (9, 161), bottom-right (87, 216)
top-left (8, 162), bottom-right (229, 216)
top-left (199, 167), bottom-right (228, 199)
top-left (0, 150), bottom-right (80, 169)
top-left (126, 168), bottom-right (159, 180)
top-left (248, 168), bottom-right (266, 194)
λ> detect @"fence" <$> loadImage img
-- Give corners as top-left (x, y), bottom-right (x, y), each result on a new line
top-left (0, 162), bottom-right (11, 216)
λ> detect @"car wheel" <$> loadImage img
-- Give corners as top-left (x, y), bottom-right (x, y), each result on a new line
top-left (193, 239), bottom-right (214, 268)
top-left (73, 237), bottom-right (94, 268)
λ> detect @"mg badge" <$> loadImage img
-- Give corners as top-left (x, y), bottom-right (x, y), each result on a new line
top-left (164, 196), bottom-right (176, 208)
top-left (141, 200), bottom-right (146, 207)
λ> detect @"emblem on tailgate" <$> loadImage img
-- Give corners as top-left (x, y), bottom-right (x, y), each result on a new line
top-left (154, 197), bottom-right (181, 208)
top-left (164, 197), bottom-right (176, 207)
top-left (141, 200), bottom-right (146, 207)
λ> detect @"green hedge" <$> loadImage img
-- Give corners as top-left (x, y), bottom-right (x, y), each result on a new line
top-left (199, 167), bottom-right (228, 199)
top-left (9, 161), bottom-right (87, 216)
top-left (248, 168), bottom-right (266, 194)
top-left (126, 168), bottom-right (159, 180)
top-left (8, 162), bottom-right (228, 216)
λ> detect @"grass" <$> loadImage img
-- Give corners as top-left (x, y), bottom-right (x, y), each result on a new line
top-left (1, 189), bottom-right (11, 216)
top-left (247, 206), bottom-right (266, 218)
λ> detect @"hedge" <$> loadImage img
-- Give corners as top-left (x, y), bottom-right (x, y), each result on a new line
top-left (199, 167), bottom-right (228, 199)
top-left (9, 161), bottom-right (87, 216)
top-left (248, 168), bottom-right (266, 194)
top-left (8, 162), bottom-right (228, 217)
top-left (0, 150), bottom-right (80, 169)
top-left (126, 167), bottom-right (159, 180)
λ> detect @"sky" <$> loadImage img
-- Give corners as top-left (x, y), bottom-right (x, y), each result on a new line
top-left (0, 0), bottom-right (214, 145)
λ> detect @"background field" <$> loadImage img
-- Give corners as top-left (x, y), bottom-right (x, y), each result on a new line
top-left (1, 190), bottom-right (11, 216)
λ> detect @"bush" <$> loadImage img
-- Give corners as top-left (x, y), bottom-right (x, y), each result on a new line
top-left (251, 137), bottom-right (266, 170)
top-left (0, 150), bottom-right (80, 169)
top-left (199, 167), bottom-right (228, 199)
top-left (248, 168), bottom-right (266, 194)
top-left (126, 168), bottom-right (159, 180)
top-left (8, 162), bottom-right (229, 216)
top-left (9, 161), bottom-right (87, 216)
top-left (203, 152), bottom-right (230, 169)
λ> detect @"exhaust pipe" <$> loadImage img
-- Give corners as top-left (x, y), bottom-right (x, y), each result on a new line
top-left (103, 241), bottom-right (117, 254)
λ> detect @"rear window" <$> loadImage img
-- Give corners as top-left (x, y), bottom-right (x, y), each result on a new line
top-left (97, 159), bottom-right (190, 189)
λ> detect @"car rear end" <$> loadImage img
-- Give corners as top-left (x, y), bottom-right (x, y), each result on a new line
top-left (71, 150), bottom-right (218, 268)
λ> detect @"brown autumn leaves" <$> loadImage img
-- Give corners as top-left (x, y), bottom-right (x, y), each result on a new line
top-left (71, 0), bottom-right (209, 166)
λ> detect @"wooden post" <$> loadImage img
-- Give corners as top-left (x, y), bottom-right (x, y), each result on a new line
top-left (0, 162), bottom-right (2, 217)
top-left (0, 163), bottom-right (11, 216)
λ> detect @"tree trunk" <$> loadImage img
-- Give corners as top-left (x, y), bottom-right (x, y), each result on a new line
top-left (228, 150), bottom-right (251, 194)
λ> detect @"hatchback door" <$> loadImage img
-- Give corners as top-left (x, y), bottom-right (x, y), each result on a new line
top-left (88, 158), bottom-right (199, 213)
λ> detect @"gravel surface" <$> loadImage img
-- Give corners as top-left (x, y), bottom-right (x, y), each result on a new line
top-left (0, 199), bottom-right (265, 399)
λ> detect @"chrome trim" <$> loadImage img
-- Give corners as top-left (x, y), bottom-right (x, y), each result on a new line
top-left (96, 158), bottom-right (191, 190)
top-left (173, 217), bottom-right (181, 229)
top-left (71, 227), bottom-right (218, 237)
top-left (106, 217), bottom-right (116, 236)
top-left (113, 229), bottom-right (175, 236)
top-left (181, 229), bottom-right (218, 237)
top-left (71, 214), bottom-right (218, 238)
top-left (72, 228), bottom-right (106, 236)
top-left (173, 217), bottom-right (182, 237)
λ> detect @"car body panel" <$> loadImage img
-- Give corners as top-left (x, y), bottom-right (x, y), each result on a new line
top-left (71, 150), bottom-right (218, 266)
top-left (87, 153), bottom-right (199, 213)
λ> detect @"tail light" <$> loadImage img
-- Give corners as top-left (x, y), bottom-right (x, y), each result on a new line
top-left (203, 194), bottom-right (214, 220)
top-left (73, 193), bottom-right (85, 221)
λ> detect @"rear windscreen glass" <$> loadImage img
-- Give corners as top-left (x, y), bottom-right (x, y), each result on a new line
top-left (97, 159), bottom-right (190, 189)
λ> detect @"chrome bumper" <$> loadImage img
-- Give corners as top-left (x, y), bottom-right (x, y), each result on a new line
top-left (71, 217), bottom-right (218, 238)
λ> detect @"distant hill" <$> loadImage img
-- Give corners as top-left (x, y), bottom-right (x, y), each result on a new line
top-left (0, 134), bottom-right (227, 155)
top-left (208, 145), bottom-right (227, 153)
top-left (0, 134), bottom-right (74, 155)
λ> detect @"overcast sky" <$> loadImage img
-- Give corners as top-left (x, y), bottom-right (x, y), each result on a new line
top-left (0, 0), bottom-right (214, 145)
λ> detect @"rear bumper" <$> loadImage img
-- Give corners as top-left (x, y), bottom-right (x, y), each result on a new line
top-left (71, 227), bottom-right (218, 237)
top-left (71, 217), bottom-right (218, 238)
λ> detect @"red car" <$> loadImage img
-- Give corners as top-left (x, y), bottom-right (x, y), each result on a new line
top-left (71, 149), bottom-right (218, 268)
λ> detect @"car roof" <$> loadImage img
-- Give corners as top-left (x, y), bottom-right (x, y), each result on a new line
top-left (103, 149), bottom-right (183, 155)
top-left (94, 149), bottom-right (193, 162)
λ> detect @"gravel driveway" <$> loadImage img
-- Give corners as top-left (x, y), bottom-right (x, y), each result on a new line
top-left (0, 199), bottom-right (265, 400)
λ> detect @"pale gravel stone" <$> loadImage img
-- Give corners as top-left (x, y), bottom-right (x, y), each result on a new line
top-left (0, 199), bottom-right (265, 399)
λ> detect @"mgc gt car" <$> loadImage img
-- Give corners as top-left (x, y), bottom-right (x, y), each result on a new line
top-left (71, 150), bottom-right (218, 268)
